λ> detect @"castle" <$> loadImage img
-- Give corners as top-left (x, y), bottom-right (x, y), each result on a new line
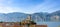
top-left (0, 15), bottom-right (47, 27)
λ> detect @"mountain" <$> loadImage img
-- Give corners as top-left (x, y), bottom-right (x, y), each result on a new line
top-left (0, 12), bottom-right (28, 22)
top-left (32, 10), bottom-right (60, 22)
top-left (48, 10), bottom-right (60, 22)
top-left (31, 12), bottom-right (49, 22)
top-left (0, 10), bottom-right (60, 22)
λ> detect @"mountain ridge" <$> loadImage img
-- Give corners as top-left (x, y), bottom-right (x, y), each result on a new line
top-left (0, 10), bottom-right (60, 22)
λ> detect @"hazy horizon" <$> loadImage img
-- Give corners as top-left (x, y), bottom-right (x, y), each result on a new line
top-left (0, 10), bottom-right (60, 14)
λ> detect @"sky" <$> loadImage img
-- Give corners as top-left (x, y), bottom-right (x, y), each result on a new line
top-left (0, 0), bottom-right (60, 14)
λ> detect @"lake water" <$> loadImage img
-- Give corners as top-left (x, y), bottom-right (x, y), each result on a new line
top-left (37, 22), bottom-right (60, 27)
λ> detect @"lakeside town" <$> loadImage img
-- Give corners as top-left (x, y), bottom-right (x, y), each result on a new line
top-left (0, 0), bottom-right (60, 27)
top-left (0, 15), bottom-right (47, 27)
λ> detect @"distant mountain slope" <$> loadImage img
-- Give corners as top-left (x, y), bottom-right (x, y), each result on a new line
top-left (0, 12), bottom-right (28, 22)
top-left (31, 12), bottom-right (49, 22)
top-left (48, 10), bottom-right (60, 22)
top-left (0, 10), bottom-right (60, 22)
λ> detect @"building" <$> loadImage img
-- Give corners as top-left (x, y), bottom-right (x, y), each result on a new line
top-left (0, 15), bottom-right (47, 27)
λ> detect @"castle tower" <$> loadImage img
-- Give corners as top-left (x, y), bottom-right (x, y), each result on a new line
top-left (19, 15), bottom-right (47, 27)
top-left (21, 15), bottom-right (36, 27)
top-left (26, 15), bottom-right (32, 21)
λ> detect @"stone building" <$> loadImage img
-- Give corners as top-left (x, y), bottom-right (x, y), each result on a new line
top-left (0, 15), bottom-right (47, 27)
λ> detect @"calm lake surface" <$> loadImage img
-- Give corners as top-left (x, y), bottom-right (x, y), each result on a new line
top-left (37, 22), bottom-right (60, 27)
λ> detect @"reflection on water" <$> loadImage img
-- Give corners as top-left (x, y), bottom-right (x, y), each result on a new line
top-left (37, 22), bottom-right (60, 27)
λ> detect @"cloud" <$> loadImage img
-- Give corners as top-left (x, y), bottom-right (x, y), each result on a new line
top-left (0, 6), bottom-right (25, 14)
top-left (0, 0), bottom-right (60, 14)
top-left (28, 0), bottom-right (60, 13)
top-left (0, 6), bottom-right (13, 13)
top-left (0, 0), bottom-right (3, 1)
